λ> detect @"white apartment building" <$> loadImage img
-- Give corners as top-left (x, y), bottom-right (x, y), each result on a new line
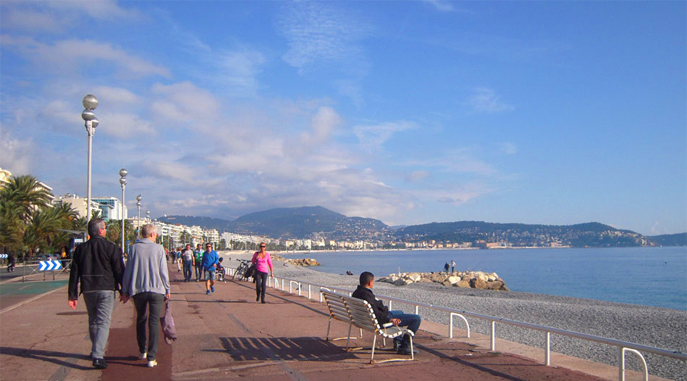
top-left (54, 194), bottom-right (99, 219)
top-left (92, 197), bottom-right (127, 221)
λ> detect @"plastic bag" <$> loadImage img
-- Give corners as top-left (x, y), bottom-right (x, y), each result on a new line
top-left (160, 299), bottom-right (177, 344)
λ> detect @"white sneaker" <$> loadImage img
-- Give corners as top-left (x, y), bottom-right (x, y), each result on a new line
top-left (140, 352), bottom-right (147, 359)
top-left (147, 360), bottom-right (157, 368)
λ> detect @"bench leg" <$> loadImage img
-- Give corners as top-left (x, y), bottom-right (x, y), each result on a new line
top-left (408, 333), bottom-right (414, 361)
top-left (326, 318), bottom-right (332, 341)
top-left (345, 322), bottom-right (353, 350)
top-left (370, 336), bottom-right (377, 364)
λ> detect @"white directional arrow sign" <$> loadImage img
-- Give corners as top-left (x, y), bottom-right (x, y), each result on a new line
top-left (39, 260), bottom-right (62, 271)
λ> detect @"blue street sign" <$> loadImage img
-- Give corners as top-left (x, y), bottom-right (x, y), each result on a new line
top-left (38, 260), bottom-right (62, 271)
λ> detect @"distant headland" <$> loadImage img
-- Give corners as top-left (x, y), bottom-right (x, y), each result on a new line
top-left (159, 206), bottom-right (686, 249)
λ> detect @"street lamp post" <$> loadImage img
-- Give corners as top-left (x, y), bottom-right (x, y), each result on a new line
top-left (119, 168), bottom-right (127, 253)
top-left (136, 194), bottom-right (142, 237)
top-left (81, 94), bottom-right (99, 224)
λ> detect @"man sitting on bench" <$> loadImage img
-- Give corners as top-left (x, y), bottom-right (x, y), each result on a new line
top-left (352, 271), bottom-right (421, 355)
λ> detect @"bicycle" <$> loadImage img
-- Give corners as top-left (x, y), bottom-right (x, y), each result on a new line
top-left (232, 259), bottom-right (252, 281)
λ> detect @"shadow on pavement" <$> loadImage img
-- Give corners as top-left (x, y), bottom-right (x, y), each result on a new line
top-left (215, 336), bottom-right (357, 362)
top-left (0, 346), bottom-right (92, 370)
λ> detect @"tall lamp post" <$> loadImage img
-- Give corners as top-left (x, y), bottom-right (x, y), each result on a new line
top-left (136, 194), bottom-right (142, 236)
top-left (119, 168), bottom-right (127, 253)
top-left (81, 94), bottom-right (99, 223)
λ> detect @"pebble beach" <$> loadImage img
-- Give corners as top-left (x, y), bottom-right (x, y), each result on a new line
top-left (223, 252), bottom-right (687, 380)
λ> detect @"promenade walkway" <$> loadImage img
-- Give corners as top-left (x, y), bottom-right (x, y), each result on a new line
top-left (0, 268), bottom-right (660, 380)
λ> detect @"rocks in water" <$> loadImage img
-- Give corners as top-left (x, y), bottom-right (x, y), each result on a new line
top-left (285, 258), bottom-right (321, 267)
top-left (378, 271), bottom-right (509, 291)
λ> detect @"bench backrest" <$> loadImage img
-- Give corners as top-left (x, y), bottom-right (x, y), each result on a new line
top-left (322, 290), bottom-right (381, 333)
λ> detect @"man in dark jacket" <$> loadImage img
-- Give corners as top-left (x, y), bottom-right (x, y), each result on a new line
top-left (352, 271), bottom-right (421, 355)
top-left (68, 218), bottom-right (124, 369)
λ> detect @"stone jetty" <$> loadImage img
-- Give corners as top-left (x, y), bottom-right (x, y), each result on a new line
top-left (378, 271), bottom-right (509, 291)
top-left (284, 258), bottom-right (321, 267)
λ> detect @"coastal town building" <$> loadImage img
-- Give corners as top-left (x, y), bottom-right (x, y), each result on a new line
top-left (92, 197), bottom-right (127, 221)
top-left (53, 194), bottom-right (98, 219)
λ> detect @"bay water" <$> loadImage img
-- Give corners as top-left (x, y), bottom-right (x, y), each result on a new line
top-left (283, 246), bottom-right (686, 311)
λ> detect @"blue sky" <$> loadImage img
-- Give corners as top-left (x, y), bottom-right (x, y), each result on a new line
top-left (1, 1), bottom-right (685, 235)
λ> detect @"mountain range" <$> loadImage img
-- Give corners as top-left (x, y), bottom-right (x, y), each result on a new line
top-left (158, 206), bottom-right (686, 248)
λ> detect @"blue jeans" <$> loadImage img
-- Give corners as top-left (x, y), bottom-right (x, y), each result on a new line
top-left (82, 290), bottom-right (116, 359)
top-left (388, 310), bottom-right (421, 343)
top-left (255, 271), bottom-right (268, 301)
top-left (183, 260), bottom-right (193, 281)
top-left (133, 292), bottom-right (165, 361)
top-left (195, 264), bottom-right (204, 281)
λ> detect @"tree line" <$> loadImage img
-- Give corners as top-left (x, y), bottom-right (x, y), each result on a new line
top-left (0, 175), bottom-right (137, 260)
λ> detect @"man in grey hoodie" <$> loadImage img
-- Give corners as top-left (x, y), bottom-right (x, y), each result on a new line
top-left (120, 224), bottom-right (170, 368)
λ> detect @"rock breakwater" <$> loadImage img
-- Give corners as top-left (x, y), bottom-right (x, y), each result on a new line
top-left (284, 258), bottom-right (321, 267)
top-left (379, 271), bottom-right (509, 291)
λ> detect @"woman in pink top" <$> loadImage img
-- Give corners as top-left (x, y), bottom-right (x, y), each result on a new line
top-left (251, 242), bottom-right (273, 303)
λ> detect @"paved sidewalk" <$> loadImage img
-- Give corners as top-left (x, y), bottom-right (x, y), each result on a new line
top-left (0, 268), bottom-right (658, 380)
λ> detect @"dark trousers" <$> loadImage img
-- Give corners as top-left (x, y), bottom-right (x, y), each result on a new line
top-left (255, 271), bottom-right (268, 301)
top-left (183, 260), bottom-right (193, 281)
top-left (133, 292), bottom-right (165, 361)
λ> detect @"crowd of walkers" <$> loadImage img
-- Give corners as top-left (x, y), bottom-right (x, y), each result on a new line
top-left (67, 220), bottom-right (417, 371)
top-left (67, 218), bottom-right (230, 370)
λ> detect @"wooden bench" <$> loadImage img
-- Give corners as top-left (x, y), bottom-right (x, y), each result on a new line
top-left (321, 289), bottom-right (415, 363)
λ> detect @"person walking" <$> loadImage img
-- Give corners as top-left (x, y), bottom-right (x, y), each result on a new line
top-left (450, 259), bottom-right (455, 273)
top-left (444, 262), bottom-right (450, 273)
top-left (68, 218), bottom-right (124, 369)
top-left (7, 253), bottom-right (15, 272)
top-left (193, 244), bottom-right (204, 282)
top-left (181, 244), bottom-right (193, 282)
top-left (352, 271), bottom-right (421, 355)
top-left (201, 243), bottom-right (219, 295)
top-left (176, 248), bottom-right (183, 272)
top-left (120, 224), bottom-right (170, 368)
top-left (251, 243), bottom-right (273, 303)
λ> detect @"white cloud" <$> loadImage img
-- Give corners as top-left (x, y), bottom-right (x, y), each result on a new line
top-left (499, 142), bottom-right (518, 155)
top-left (407, 171), bottom-right (431, 182)
top-left (1, 36), bottom-right (170, 78)
top-left (279, 1), bottom-right (365, 69)
top-left (150, 82), bottom-right (220, 126)
top-left (427, 182), bottom-right (491, 206)
top-left (92, 86), bottom-right (139, 104)
top-left (1, 0), bottom-right (140, 33)
top-left (421, 0), bottom-right (457, 12)
top-left (353, 121), bottom-right (417, 149)
top-left (0, 126), bottom-right (33, 175)
top-left (300, 106), bottom-right (342, 146)
top-left (213, 48), bottom-right (265, 97)
top-left (466, 88), bottom-right (514, 113)
top-left (0, 7), bottom-right (63, 32)
top-left (99, 112), bottom-right (156, 139)
top-left (45, 0), bottom-right (140, 20)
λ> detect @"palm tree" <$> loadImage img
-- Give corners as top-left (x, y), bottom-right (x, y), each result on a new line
top-left (0, 175), bottom-right (53, 256)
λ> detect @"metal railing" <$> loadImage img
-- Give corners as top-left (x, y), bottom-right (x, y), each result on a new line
top-left (227, 267), bottom-right (686, 381)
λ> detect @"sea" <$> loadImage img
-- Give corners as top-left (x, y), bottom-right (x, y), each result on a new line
top-left (282, 246), bottom-right (687, 311)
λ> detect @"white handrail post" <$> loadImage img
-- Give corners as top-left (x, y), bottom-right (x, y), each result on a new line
top-left (545, 331), bottom-right (551, 366)
top-left (308, 284), bottom-right (311, 299)
top-left (415, 305), bottom-right (419, 315)
top-left (491, 321), bottom-right (496, 351)
top-left (619, 347), bottom-right (625, 381)
top-left (298, 282), bottom-right (301, 296)
top-left (450, 313), bottom-right (454, 338)
top-left (388, 300), bottom-right (392, 310)
top-left (621, 348), bottom-right (649, 381)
